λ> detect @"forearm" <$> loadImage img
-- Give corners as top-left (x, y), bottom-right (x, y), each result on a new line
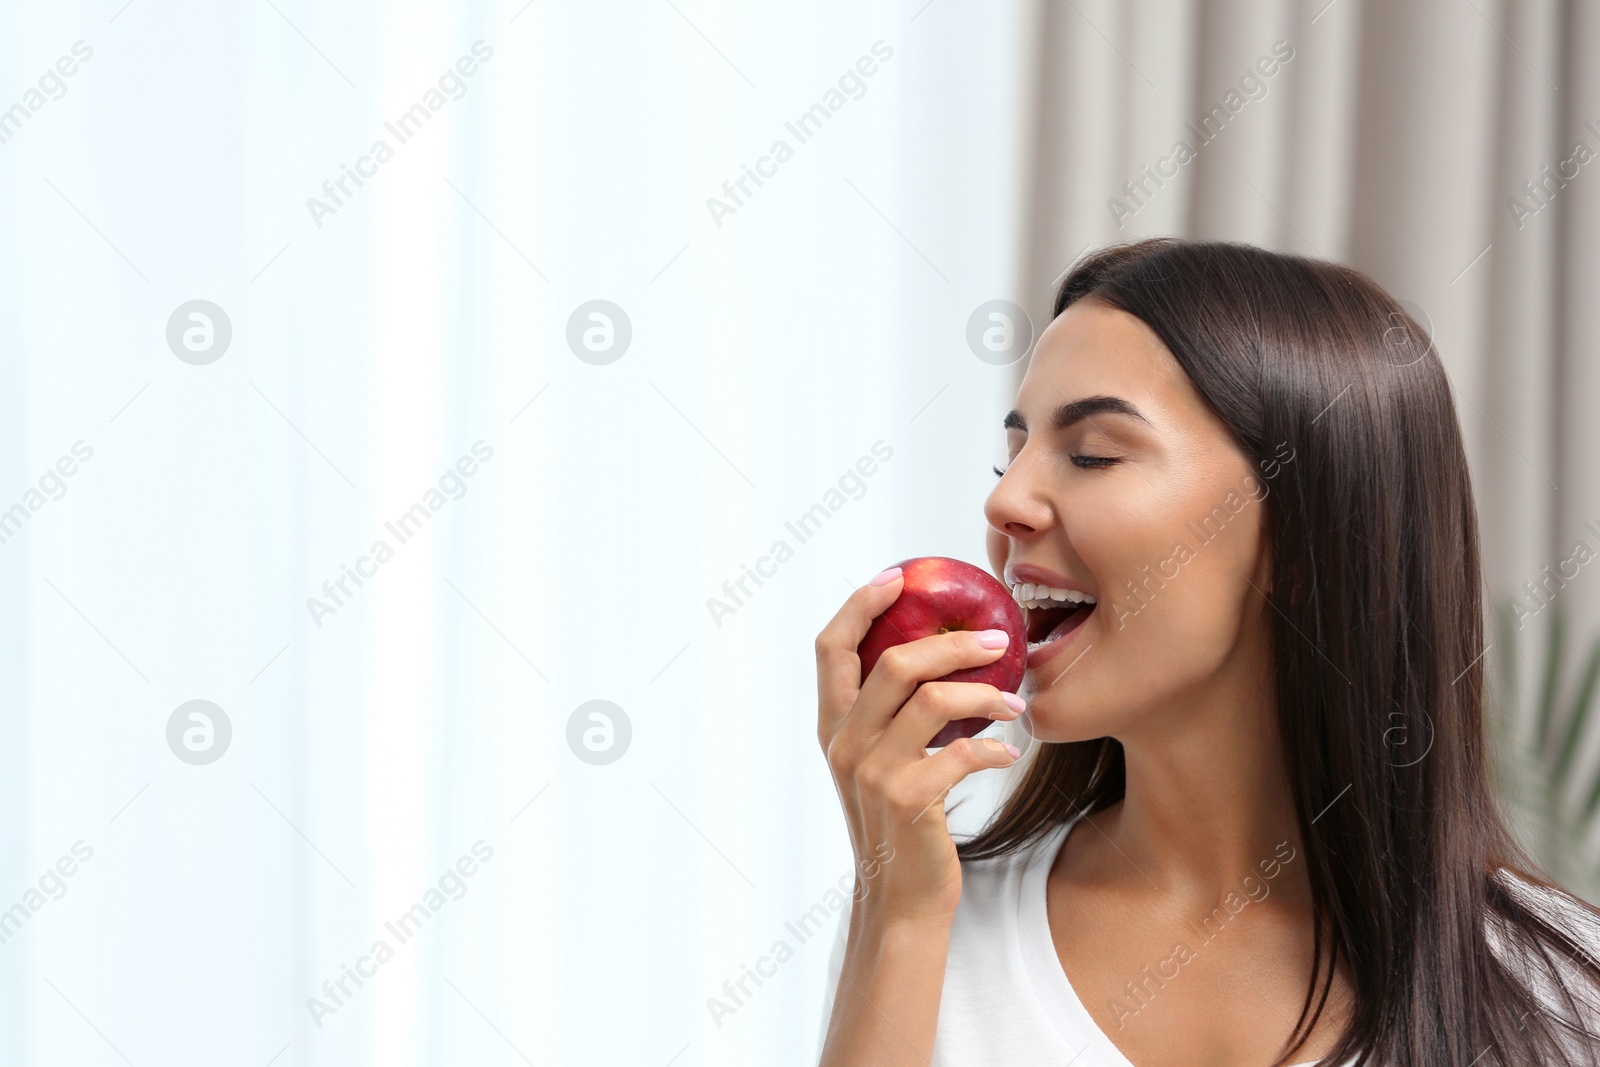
top-left (819, 908), bottom-right (952, 1067)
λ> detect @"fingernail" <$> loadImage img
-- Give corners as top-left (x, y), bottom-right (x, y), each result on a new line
top-left (1005, 743), bottom-right (1022, 759)
top-left (869, 567), bottom-right (902, 587)
top-left (1001, 692), bottom-right (1025, 714)
top-left (975, 629), bottom-right (1009, 648)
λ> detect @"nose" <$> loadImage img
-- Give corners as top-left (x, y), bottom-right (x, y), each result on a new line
top-left (983, 458), bottom-right (1051, 542)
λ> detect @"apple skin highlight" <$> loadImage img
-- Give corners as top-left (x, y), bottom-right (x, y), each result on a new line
top-left (856, 556), bottom-right (1027, 747)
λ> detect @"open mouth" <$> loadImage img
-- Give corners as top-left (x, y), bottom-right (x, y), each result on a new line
top-left (1012, 581), bottom-right (1096, 665)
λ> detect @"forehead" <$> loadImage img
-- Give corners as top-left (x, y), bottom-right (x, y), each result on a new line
top-left (1016, 297), bottom-right (1191, 417)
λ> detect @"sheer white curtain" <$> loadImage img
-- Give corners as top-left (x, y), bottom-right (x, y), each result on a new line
top-left (0, 1), bottom-right (1032, 1064)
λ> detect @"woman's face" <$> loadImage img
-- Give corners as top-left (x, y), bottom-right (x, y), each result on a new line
top-left (984, 297), bottom-right (1279, 742)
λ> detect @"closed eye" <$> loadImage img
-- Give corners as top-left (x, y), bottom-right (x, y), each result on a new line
top-left (994, 454), bottom-right (1120, 477)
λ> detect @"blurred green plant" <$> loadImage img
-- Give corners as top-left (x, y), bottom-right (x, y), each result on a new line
top-left (1493, 602), bottom-right (1600, 901)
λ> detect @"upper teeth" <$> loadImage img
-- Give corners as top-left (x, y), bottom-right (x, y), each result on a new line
top-left (1011, 582), bottom-right (1096, 610)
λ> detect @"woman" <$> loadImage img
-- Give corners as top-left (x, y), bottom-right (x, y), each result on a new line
top-left (814, 238), bottom-right (1600, 1065)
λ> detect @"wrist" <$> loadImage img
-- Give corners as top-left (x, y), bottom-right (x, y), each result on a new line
top-left (853, 897), bottom-right (957, 945)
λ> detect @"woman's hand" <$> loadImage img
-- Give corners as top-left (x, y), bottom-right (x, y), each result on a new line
top-left (815, 566), bottom-right (1024, 926)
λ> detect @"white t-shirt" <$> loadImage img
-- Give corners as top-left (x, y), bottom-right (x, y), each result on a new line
top-left (816, 812), bottom-right (1598, 1065)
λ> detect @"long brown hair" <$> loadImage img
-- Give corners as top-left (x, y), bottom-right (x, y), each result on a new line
top-left (957, 238), bottom-right (1600, 1064)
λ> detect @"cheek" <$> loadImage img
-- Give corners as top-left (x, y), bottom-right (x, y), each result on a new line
top-left (1066, 486), bottom-right (1204, 610)
top-left (1109, 495), bottom-right (1264, 649)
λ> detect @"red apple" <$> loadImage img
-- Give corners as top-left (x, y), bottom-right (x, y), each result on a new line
top-left (857, 556), bottom-right (1026, 747)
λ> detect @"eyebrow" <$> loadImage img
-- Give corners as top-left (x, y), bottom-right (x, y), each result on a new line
top-left (1002, 395), bottom-right (1151, 433)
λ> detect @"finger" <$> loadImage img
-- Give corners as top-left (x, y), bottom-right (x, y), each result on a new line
top-left (879, 681), bottom-right (1024, 758)
top-left (815, 568), bottom-right (905, 738)
top-left (844, 628), bottom-right (1012, 741)
top-left (898, 735), bottom-right (1021, 824)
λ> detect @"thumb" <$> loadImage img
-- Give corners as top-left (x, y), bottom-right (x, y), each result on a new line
top-left (951, 735), bottom-right (1022, 768)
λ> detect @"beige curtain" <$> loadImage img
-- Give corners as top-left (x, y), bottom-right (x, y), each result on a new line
top-left (1017, 0), bottom-right (1600, 858)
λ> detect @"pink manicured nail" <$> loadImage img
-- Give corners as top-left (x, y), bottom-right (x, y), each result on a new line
top-left (1001, 692), bottom-right (1025, 714)
top-left (869, 567), bottom-right (902, 587)
top-left (975, 629), bottom-right (1009, 648)
top-left (1005, 743), bottom-right (1022, 759)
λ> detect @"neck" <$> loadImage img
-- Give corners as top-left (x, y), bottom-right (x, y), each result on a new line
top-left (1095, 646), bottom-right (1302, 899)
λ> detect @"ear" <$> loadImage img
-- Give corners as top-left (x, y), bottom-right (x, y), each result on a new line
top-left (1249, 506), bottom-right (1275, 599)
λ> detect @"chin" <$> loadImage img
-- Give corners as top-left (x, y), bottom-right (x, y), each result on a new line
top-left (1015, 685), bottom-right (1115, 744)
top-left (1017, 653), bottom-right (1166, 743)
